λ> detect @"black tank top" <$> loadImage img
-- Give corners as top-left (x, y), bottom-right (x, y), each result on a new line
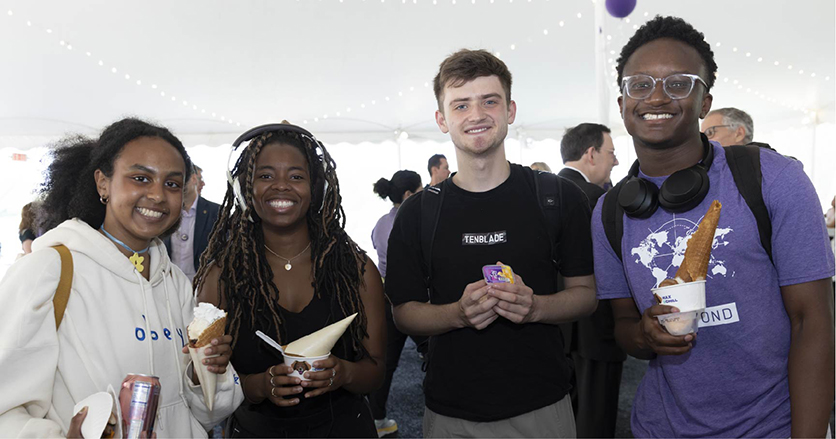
top-left (231, 288), bottom-right (359, 422)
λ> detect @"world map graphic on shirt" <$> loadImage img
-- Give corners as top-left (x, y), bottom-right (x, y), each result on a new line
top-left (630, 215), bottom-right (734, 288)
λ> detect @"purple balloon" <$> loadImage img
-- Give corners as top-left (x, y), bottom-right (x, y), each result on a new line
top-left (606, 0), bottom-right (637, 18)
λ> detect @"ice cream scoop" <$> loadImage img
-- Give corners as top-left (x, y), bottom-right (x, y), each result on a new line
top-left (188, 302), bottom-right (227, 346)
top-left (187, 302), bottom-right (227, 411)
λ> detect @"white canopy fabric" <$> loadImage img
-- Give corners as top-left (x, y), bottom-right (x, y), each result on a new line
top-left (0, 0), bottom-right (833, 143)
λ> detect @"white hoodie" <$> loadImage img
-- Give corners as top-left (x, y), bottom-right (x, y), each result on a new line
top-left (0, 219), bottom-right (244, 438)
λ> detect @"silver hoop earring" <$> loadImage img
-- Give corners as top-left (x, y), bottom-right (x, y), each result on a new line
top-left (100, 196), bottom-right (108, 205)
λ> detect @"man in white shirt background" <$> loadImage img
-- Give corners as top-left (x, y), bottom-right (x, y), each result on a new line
top-left (557, 123), bottom-right (623, 438)
top-left (163, 164), bottom-right (221, 282)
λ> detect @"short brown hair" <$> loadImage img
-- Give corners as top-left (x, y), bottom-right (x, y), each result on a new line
top-left (433, 49), bottom-right (512, 111)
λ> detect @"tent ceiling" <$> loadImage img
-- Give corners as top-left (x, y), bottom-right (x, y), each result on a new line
top-left (1, 0), bottom-right (833, 144)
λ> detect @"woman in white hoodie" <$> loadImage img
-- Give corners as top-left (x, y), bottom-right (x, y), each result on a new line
top-left (0, 118), bottom-right (243, 437)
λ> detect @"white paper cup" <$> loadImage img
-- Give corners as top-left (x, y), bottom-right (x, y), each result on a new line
top-left (656, 310), bottom-right (701, 336)
top-left (651, 280), bottom-right (706, 312)
top-left (72, 392), bottom-right (116, 439)
top-left (283, 352), bottom-right (330, 381)
top-left (189, 346), bottom-right (219, 411)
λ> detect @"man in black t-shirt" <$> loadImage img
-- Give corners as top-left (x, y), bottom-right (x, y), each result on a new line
top-left (386, 49), bottom-right (597, 438)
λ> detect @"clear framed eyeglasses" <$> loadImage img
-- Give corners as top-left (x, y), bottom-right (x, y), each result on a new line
top-left (703, 125), bottom-right (732, 138)
top-left (621, 74), bottom-right (708, 100)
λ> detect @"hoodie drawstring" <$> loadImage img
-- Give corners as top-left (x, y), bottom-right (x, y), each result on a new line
top-left (134, 270), bottom-right (155, 376)
top-left (161, 267), bottom-right (188, 406)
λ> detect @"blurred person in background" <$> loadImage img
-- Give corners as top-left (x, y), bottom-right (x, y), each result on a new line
top-left (529, 162), bottom-right (552, 172)
top-left (369, 169), bottom-right (425, 437)
top-left (558, 122), bottom-right (624, 438)
top-left (701, 107), bottom-right (753, 147)
top-left (427, 154), bottom-right (450, 187)
top-left (163, 162), bottom-right (221, 283)
top-left (19, 201), bottom-right (38, 254)
top-left (559, 123), bottom-right (619, 193)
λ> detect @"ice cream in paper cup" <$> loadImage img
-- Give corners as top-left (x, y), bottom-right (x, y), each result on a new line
top-left (266, 313), bottom-right (358, 380)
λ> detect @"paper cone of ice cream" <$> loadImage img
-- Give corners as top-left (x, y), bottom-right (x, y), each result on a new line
top-left (285, 313), bottom-right (357, 356)
top-left (187, 302), bottom-right (227, 411)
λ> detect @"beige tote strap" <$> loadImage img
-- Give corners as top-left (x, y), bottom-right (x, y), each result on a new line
top-left (52, 245), bottom-right (74, 330)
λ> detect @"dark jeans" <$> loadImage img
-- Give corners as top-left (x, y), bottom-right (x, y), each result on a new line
top-left (228, 395), bottom-right (377, 438)
top-left (569, 353), bottom-right (624, 438)
top-left (368, 301), bottom-right (427, 420)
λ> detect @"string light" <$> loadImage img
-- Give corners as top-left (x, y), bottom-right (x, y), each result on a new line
top-left (309, 3), bottom-right (589, 128)
top-left (9, 11), bottom-right (246, 127)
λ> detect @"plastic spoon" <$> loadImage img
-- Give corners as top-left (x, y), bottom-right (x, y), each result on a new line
top-left (255, 330), bottom-right (286, 356)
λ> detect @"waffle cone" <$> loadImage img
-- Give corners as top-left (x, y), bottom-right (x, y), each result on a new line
top-left (192, 316), bottom-right (226, 348)
top-left (674, 201), bottom-right (722, 282)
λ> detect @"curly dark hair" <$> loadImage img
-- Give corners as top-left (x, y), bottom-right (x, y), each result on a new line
top-left (194, 128), bottom-right (370, 355)
top-left (616, 15), bottom-right (717, 91)
top-left (38, 118), bottom-right (192, 233)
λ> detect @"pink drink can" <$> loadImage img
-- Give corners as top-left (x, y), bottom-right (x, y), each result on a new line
top-left (119, 374), bottom-right (161, 439)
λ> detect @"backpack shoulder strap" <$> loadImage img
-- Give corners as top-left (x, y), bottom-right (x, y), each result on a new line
top-left (724, 145), bottom-right (773, 262)
top-left (532, 170), bottom-right (563, 268)
top-left (52, 244), bottom-right (74, 330)
top-left (602, 178), bottom-right (627, 262)
top-left (420, 182), bottom-right (446, 291)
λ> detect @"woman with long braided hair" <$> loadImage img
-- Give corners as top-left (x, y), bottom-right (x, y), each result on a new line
top-left (194, 124), bottom-right (385, 437)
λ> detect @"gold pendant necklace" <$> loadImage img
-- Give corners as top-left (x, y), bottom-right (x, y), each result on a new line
top-left (264, 242), bottom-right (312, 271)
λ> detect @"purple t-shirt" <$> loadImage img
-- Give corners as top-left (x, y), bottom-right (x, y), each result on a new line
top-left (371, 206), bottom-right (398, 278)
top-left (592, 143), bottom-right (835, 438)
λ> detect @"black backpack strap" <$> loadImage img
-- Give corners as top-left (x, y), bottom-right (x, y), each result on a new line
top-left (420, 181), bottom-right (446, 297)
top-left (533, 170), bottom-right (563, 269)
top-left (602, 178), bottom-right (628, 262)
top-left (724, 145), bottom-right (773, 262)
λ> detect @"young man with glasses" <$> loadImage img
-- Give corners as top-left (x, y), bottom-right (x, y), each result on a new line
top-left (591, 16), bottom-right (834, 438)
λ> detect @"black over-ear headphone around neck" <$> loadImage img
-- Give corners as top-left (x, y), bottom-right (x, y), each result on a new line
top-left (617, 133), bottom-right (715, 219)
